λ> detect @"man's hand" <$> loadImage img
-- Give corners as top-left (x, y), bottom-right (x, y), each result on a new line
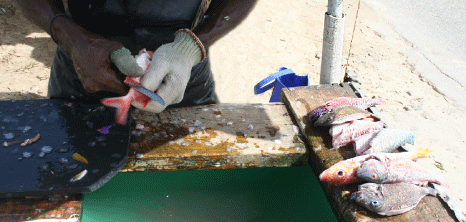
top-left (68, 37), bottom-right (131, 95)
top-left (50, 15), bottom-right (143, 96)
top-left (132, 29), bottom-right (206, 113)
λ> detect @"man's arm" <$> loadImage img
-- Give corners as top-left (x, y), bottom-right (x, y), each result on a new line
top-left (15, 0), bottom-right (64, 33)
top-left (193, 0), bottom-right (258, 48)
top-left (15, 0), bottom-right (139, 95)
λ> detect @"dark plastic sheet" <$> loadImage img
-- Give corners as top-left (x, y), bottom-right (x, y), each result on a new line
top-left (0, 99), bottom-right (130, 198)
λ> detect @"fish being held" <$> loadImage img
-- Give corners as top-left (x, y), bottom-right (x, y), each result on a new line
top-left (314, 105), bottom-right (375, 126)
top-left (319, 148), bottom-right (432, 186)
top-left (357, 157), bottom-right (449, 187)
top-left (309, 97), bottom-right (386, 122)
top-left (362, 128), bottom-right (415, 155)
top-left (101, 49), bottom-right (153, 125)
top-left (350, 182), bottom-right (437, 216)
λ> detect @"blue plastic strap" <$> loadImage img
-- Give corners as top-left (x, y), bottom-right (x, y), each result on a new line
top-left (254, 67), bottom-right (295, 95)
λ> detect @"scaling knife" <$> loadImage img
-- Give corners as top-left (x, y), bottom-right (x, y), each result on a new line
top-left (126, 83), bottom-right (165, 106)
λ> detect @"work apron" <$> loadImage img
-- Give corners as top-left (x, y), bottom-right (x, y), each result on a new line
top-left (48, 0), bottom-right (218, 107)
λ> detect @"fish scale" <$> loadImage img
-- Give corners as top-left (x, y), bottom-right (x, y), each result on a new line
top-left (351, 183), bottom-right (437, 216)
top-left (363, 128), bottom-right (414, 155)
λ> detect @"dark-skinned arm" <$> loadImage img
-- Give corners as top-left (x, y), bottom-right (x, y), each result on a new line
top-left (15, 0), bottom-right (130, 95)
top-left (194, 0), bottom-right (258, 48)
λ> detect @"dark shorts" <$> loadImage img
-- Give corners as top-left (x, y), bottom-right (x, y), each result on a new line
top-left (48, 46), bottom-right (218, 108)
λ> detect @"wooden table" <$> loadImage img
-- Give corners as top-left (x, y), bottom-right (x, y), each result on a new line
top-left (0, 103), bottom-right (307, 221)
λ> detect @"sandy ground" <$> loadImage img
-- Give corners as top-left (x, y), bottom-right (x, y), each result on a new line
top-left (1, 0), bottom-right (465, 216)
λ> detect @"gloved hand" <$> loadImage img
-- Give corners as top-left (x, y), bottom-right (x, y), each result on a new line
top-left (132, 29), bottom-right (206, 113)
top-left (111, 47), bottom-right (145, 77)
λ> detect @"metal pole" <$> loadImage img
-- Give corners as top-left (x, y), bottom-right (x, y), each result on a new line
top-left (320, 0), bottom-right (345, 84)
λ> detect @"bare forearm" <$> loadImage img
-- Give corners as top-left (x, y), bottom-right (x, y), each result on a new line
top-left (194, 0), bottom-right (258, 48)
top-left (15, 0), bottom-right (65, 34)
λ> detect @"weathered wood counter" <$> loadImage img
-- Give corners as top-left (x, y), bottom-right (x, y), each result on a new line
top-left (280, 83), bottom-right (457, 222)
top-left (0, 103), bottom-right (307, 221)
top-left (122, 103), bottom-right (307, 172)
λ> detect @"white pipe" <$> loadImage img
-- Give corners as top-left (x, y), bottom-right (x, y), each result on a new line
top-left (320, 0), bottom-right (345, 84)
top-left (327, 0), bottom-right (344, 18)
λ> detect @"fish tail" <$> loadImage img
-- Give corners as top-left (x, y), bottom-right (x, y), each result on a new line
top-left (437, 177), bottom-right (450, 188)
top-left (412, 148), bottom-right (433, 160)
top-left (374, 98), bottom-right (386, 105)
top-left (101, 96), bottom-right (132, 125)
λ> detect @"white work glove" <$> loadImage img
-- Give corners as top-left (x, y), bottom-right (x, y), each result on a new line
top-left (110, 47), bottom-right (145, 77)
top-left (132, 29), bottom-right (206, 113)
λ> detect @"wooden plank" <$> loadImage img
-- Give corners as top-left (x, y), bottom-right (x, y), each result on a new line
top-left (281, 83), bottom-right (457, 222)
top-left (122, 103), bottom-right (308, 172)
top-left (0, 194), bottom-right (82, 221)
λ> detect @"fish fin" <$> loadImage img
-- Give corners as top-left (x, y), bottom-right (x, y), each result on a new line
top-left (101, 96), bottom-right (132, 125)
top-left (413, 148), bottom-right (433, 159)
top-left (124, 77), bottom-right (142, 85)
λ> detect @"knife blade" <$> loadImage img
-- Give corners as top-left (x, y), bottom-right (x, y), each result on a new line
top-left (126, 84), bottom-right (165, 106)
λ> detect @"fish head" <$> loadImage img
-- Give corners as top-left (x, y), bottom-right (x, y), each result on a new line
top-left (319, 161), bottom-right (360, 186)
top-left (357, 159), bottom-right (387, 183)
top-left (351, 183), bottom-right (385, 214)
top-left (310, 107), bottom-right (330, 122)
top-left (310, 100), bottom-right (341, 122)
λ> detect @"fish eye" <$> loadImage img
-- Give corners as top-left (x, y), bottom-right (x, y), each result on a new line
top-left (336, 171), bottom-right (344, 177)
top-left (371, 200), bottom-right (380, 207)
top-left (370, 174), bottom-right (377, 179)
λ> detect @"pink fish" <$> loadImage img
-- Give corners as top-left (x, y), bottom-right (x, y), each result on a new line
top-left (101, 49), bottom-right (153, 125)
top-left (357, 157), bottom-right (449, 187)
top-left (319, 148), bottom-right (432, 186)
top-left (331, 120), bottom-right (384, 150)
top-left (353, 131), bottom-right (379, 155)
top-left (309, 97), bottom-right (386, 122)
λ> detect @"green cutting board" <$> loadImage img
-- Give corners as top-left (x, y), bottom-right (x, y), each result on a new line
top-left (82, 166), bottom-right (337, 222)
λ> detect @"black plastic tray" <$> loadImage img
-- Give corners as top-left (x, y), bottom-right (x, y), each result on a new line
top-left (0, 99), bottom-right (131, 198)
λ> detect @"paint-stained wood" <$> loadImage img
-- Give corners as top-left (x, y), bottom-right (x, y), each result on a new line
top-left (122, 103), bottom-right (308, 172)
top-left (281, 83), bottom-right (457, 222)
top-left (0, 194), bottom-right (82, 221)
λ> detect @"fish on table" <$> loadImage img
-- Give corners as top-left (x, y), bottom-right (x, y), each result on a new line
top-left (357, 157), bottom-right (449, 187)
top-left (314, 105), bottom-right (376, 126)
top-left (353, 131), bottom-right (379, 156)
top-left (319, 148), bottom-right (432, 186)
top-left (350, 182), bottom-right (437, 216)
top-left (101, 49), bottom-right (153, 125)
top-left (309, 97), bottom-right (386, 122)
top-left (331, 119), bottom-right (384, 150)
top-left (362, 128), bottom-right (415, 155)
